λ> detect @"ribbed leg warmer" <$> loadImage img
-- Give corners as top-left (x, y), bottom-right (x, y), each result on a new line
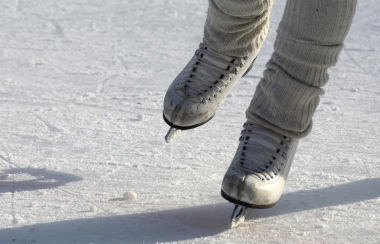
top-left (247, 0), bottom-right (357, 138)
top-left (204, 0), bottom-right (357, 138)
top-left (204, 0), bottom-right (275, 57)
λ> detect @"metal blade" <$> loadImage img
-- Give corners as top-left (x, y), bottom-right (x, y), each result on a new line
top-left (229, 205), bottom-right (249, 228)
top-left (165, 127), bottom-right (182, 143)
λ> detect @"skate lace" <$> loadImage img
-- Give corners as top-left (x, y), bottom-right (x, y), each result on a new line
top-left (232, 123), bottom-right (292, 181)
top-left (176, 43), bottom-right (247, 102)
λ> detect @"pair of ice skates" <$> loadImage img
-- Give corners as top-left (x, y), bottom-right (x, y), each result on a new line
top-left (163, 43), bottom-right (299, 228)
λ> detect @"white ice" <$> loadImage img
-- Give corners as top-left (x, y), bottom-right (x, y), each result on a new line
top-left (0, 0), bottom-right (379, 243)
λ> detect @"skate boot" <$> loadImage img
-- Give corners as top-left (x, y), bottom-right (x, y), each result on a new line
top-left (221, 122), bottom-right (299, 228)
top-left (163, 43), bottom-right (260, 142)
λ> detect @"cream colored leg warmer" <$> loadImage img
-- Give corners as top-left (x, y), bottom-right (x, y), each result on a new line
top-left (246, 0), bottom-right (357, 138)
top-left (203, 0), bottom-right (357, 138)
top-left (204, 0), bottom-right (275, 57)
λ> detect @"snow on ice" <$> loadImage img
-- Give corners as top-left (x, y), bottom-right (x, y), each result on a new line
top-left (0, 0), bottom-right (379, 243)
top-left (123, 191), bottom-right (138, 201)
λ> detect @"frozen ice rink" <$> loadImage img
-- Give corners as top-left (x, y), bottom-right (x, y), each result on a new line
top-left (0, 0), bottom-right (379, 243)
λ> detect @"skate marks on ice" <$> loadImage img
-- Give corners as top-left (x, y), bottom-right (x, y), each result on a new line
top-left (0, 168), bottom-right (82, 193)
top-left (0, 145), bottom-right (82, 193)
top-left (0, 202), bottom-right (231, 244)
top-left (0, 178), bottom-right (378, 244)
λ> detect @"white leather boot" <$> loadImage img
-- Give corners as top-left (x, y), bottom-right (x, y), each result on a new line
top-left (163, 43), bottom-right (259, 130)
top-left (221, 122), bottom-right (299, 208)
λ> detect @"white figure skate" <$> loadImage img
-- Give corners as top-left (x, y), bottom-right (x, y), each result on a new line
top-left (221, 122), bottom-right (299, 228)
top-left (163, 43), bottom-right (260, 143)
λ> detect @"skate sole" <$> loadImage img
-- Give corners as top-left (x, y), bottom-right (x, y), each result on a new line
top-left (221, 190), bottom-right (276, 209)
top-left (163, 113), bottom-right (214, 130)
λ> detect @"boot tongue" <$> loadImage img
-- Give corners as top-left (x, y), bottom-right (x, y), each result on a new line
top-left (246, 130), bottom-right (282, 164)
top-left (185, 46), bottom-right (235, 95)
top-left (247, 132), bottom-right (279, 151)
top-left (201, 48), bottom-right (233, 70)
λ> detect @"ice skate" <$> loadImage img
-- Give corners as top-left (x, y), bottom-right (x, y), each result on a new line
top-left (163, 43), bottom-right (260, 143)
top-left (221, 122), bottom-right (299, 228)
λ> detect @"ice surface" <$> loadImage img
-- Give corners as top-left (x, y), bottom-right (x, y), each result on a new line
top-left (0, 0), bottom-right (379, 243)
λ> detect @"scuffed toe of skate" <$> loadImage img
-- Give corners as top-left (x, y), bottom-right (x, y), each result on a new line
top-left (163, 89), bottom-right (218, 129)
top-left (162, 42), bottom-right (259, 130)
top-left (221, 123), bottom-right (300, 208)
top-left (221, 167), bottom-right (282, 208)
top-left (221, 168), bottom-right (246, 199)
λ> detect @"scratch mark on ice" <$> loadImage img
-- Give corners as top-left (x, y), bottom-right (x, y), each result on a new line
top-left (343, 48), bottom-right (370, 75)
top-left (118, 56), bottom-right (129, 72)
top-left (96, 75), bottom-right (117, 95)
top-left (50, 19), bottom-right (65, 38)
top-left (35, 116), bottom-right (64, 134)
top-left (0, 143), bottom-right (18, 225)
top-left (14, 0), bottom-right (21, 12)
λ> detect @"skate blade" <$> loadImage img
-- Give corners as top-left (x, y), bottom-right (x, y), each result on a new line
top-left (165, 127), bottom-right (182, 143)
top-left (229, 204), bottom-right (249, 228)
